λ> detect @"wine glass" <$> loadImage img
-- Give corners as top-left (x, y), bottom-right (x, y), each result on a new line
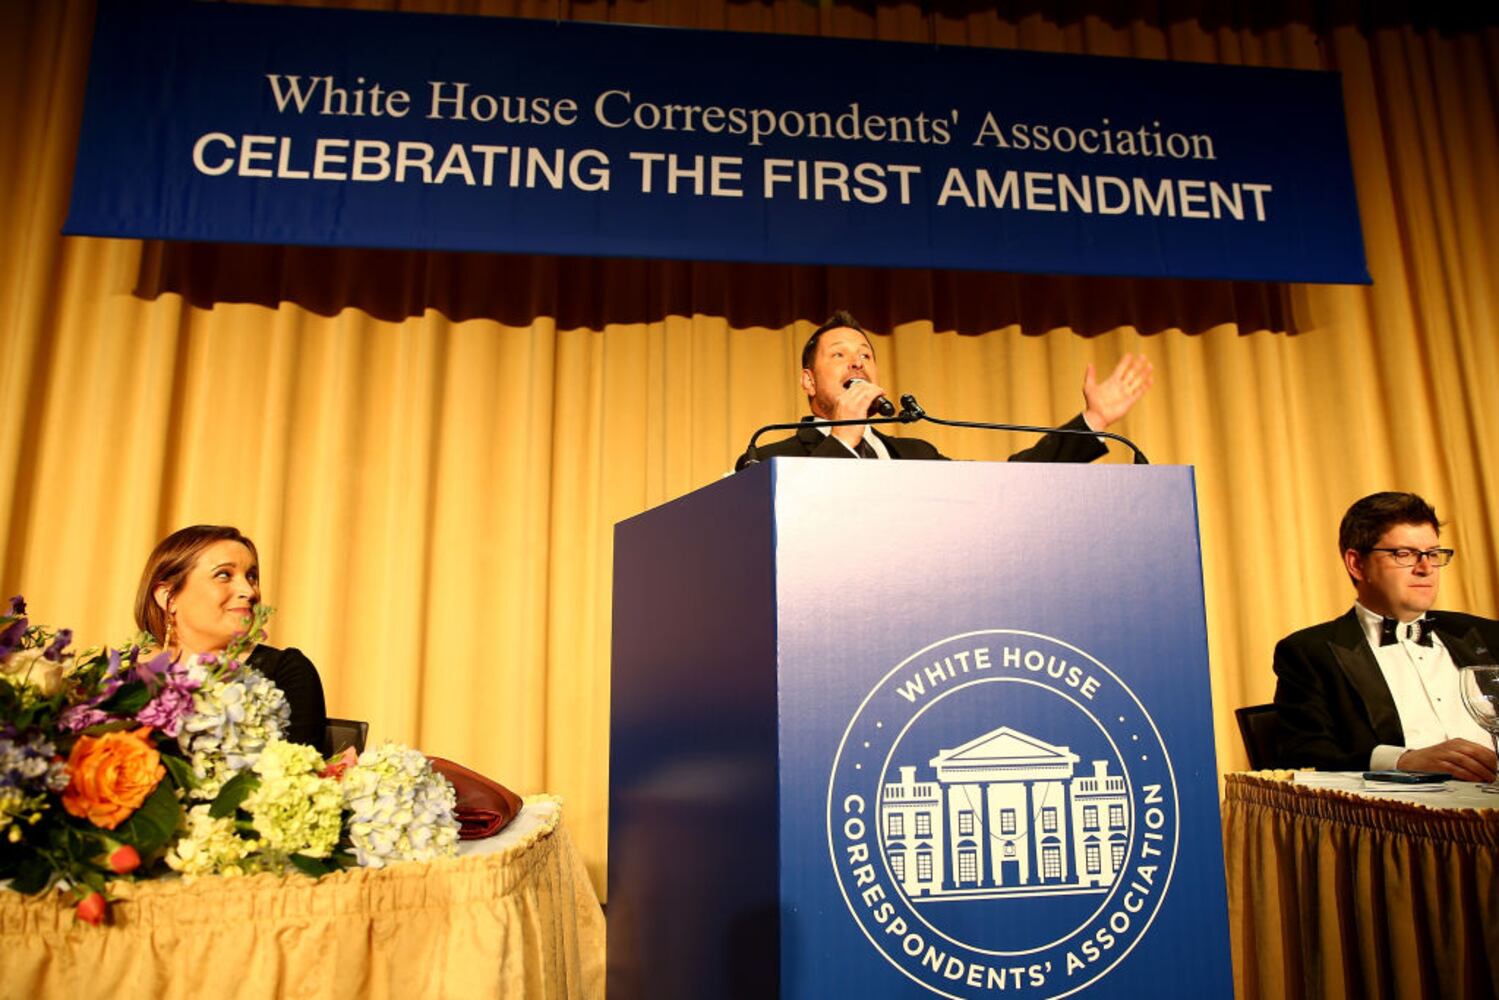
top-left (1458, 665), bottom-right (1499, 794)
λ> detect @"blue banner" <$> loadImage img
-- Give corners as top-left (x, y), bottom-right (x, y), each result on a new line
top-left (67, 0), bottom-right (1369, 283)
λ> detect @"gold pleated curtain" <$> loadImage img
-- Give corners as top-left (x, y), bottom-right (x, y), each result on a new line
top-left (1, 0), bottom-right (1496, 898)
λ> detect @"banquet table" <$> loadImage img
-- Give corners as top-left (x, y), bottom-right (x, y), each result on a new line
top-left (1223, 771), bottom-right (1499, 1000)
top-left (0, 797), bottom-right (604, 1000)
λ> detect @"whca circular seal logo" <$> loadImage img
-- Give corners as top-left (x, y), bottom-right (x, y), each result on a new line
top-left (826, 630), bottom-right (1179, 999)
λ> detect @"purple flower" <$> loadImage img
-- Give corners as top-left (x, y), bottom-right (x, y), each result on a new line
top-left (42, 629), bottom-right (72, 661)
top-left (6, 596), bottom-right (23, 616)
top-left (132, 654), bottom-right (201, 738)
top-left (0, 618), bottom-right (24, 654)
top-left (1, 728), bottom-right (68, 793)
top-left (56, 669), bottom-right (124, 732)
top-left (136, 684), bottom-right (198, 738)
top-left (58, 703), bottom-right (110, 732)
top-left (132, 649), bottom-right (175, 684)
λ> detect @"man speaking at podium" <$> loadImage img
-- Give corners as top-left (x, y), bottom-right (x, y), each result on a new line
top-left (735, 311), bottom-right (1154, 469)
top-left (1272, 492), bottom-right (1499, 780)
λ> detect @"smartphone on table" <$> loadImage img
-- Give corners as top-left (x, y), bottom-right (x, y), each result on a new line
top-left (1361, 770), bottom-right (1451, 784)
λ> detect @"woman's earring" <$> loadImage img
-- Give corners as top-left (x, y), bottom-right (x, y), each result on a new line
top-left (163, 609), bottom-right (176, 650)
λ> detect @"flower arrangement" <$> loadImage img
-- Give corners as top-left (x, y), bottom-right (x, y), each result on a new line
top-left (341, 743), bottom-right (460, 868)
top-left (0, 597), bottom-right (459, 924)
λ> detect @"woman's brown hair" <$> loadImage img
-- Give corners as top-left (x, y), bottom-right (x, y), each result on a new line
top-left (133, 525), bottom-right (259, 643)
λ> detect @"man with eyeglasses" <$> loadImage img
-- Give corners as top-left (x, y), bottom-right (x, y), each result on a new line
top-left (1272, 491), bottom-right (1499, 780)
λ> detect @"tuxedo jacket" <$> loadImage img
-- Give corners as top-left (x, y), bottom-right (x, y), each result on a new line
top-left (735, 413), bottom-right (1107, 470)
top-left (248, 644), bottom-right (330, 755)
top-left (1271, 608), bottom-right (1499, 771)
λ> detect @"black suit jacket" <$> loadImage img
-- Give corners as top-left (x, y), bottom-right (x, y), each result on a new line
top-left (735, 413), bottom-right (1107, 470)
top-left (248, 644), bottom-right (330, 755)
top-left (1271, 608), bottom-right (1499, 771)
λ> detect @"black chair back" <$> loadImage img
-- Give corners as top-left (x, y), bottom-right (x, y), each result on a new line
top-left (1234, 704), bottom-right (1281, 770)
top-left (326, 717), bottom-right (369, 755)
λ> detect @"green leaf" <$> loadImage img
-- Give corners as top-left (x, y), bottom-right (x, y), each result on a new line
top-left (10, 855), bottom-right (53, 894)
top-left (60, 824), bottom-right (94, 856)
top-left (160, 752), bottom-right (195, 794)
top-left (100, 681), bottom-right (150, 715)
top-left (287, 853), bottom-right (333, 877)
top-left (209, 771), bottom-right (259, 819)
top-left (79, 719), bottom-right (135, 737)
top-left (111, 780), bottom-right (182, 854)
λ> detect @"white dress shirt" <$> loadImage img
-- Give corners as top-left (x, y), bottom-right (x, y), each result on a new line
top-left (1355, 602), bottom-right (1490, 770)
top-left (815, 423), bottom-right (892, 459)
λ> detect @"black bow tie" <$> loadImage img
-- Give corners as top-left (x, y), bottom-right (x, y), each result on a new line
top-left (1380, 614), bottom-right (1435, 647)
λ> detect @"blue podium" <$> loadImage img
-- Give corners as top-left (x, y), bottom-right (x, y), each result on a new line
top-left (608, 459), bottom-right (1231, 999)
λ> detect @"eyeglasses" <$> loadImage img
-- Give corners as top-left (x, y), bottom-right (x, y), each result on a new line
top-left (1366, 547), bottom-right (1455, 567)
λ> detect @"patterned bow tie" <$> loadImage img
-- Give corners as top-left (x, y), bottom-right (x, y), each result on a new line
top-left (1379, 614), bottom-right (1435, 647)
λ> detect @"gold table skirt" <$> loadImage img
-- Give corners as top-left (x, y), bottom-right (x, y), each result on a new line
top-left (1223, 772), bottom-right (1499, 1000)
top-left (0, 797), bottom-right (604, 1000)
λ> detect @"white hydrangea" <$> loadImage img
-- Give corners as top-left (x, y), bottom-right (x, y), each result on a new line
top-left (164, 803), bottom-right (262, 876)
top-left (252, 739), bottom-right (324, 781)
top-left (341, 743), bottom-right (459, 868)
top-left (243, 740), bottom-right (343, 860)
top-left (176, 658), bottom-right (290, 800)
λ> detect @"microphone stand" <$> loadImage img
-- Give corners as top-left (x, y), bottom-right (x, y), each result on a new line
top-left (908, 401), bottom-right (1150, 465)
top-left (740, 412), bottom-right (921, 467)
top-left (740, 397), bottom-right (1149, 466)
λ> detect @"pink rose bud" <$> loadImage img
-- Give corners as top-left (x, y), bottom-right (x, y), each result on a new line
top-left (319, 746), bottom-right (359, 781)
top-left (76, 891), bottom-right (107, 925)
top-left (108, 844), bottom-right (141, 874)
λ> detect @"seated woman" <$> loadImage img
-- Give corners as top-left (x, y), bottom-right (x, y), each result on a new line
top-left (133, 525), bottom-right (329, 753)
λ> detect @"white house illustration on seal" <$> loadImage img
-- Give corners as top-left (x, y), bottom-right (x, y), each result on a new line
top-left (880, 726), bottom-right (1130, 901)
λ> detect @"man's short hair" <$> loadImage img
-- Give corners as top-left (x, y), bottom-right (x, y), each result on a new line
top-left (1338, 492), bottom-right (1440, 554)
top-left (801, 310), bottom-right (872, 370)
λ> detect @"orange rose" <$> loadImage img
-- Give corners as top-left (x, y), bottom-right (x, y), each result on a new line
top-left (61, 727), bottom-right (165, 830)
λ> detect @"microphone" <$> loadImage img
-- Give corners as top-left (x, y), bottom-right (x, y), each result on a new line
top-left (736, 393), bottom-right (1148, 470)
top-left (847, 378), bottom-right (895, 418)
